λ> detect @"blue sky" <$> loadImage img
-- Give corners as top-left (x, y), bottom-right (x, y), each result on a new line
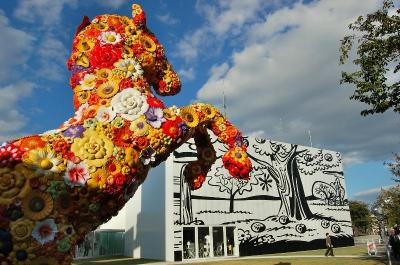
top-left (0, 0), bottom-right (398, 204)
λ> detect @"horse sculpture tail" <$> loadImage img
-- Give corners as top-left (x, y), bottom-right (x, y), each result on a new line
top-left (177, 103), bottom-right (252, 190)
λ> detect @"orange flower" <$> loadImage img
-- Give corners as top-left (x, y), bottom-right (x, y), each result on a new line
top-left (134, 136), bottom-right (148, 149)
top-left (113, 124), bottom-right (132, 147)
top-left (18, 136), bottom-right (46, 151)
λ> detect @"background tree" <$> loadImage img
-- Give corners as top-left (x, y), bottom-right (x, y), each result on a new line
top-left (340, 0), bottom-right (400, 116)
top-left (373, 185), bottom-right (400, 227)
top-left (385, 153), bottom-right (400, 182)
top-left (349, 200), bottom-right (371, 235)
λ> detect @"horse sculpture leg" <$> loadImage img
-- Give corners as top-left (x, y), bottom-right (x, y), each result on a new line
top-left (177, 103), bottom-right (252, 190)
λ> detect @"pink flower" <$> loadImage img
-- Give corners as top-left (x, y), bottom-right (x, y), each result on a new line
top-left (63, 161), bottom-right (90, 187)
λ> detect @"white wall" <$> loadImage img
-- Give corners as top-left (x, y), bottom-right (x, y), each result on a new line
top-left (124, 162), bottom-right (167, 260)
top-left (99, 204), bottom-right (127, 230)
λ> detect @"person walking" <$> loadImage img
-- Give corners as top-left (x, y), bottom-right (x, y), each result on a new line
top-left (325, 232), bottom-right (334, 257)
top-left (389, 228), bottom-right (400, 260)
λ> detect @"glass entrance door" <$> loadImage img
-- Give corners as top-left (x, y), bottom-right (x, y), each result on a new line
top-left (182, 226), bottom-right (237, 260)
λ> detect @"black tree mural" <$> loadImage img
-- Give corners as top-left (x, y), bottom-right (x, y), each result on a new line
top-left (249, 138), bottom-right (342, 220)
top-left (208, 165), bottom-right (258, 213)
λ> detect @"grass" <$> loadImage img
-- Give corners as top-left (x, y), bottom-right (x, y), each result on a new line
top-left (72, 246), bottom-right (400, 265)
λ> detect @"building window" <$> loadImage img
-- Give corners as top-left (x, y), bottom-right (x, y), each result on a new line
top-left (198, 227), bottom-right (211, 258)
top-left (183, 227), bottom-right (196, 259)
top-left (212, 226), bottom-right (224, 257)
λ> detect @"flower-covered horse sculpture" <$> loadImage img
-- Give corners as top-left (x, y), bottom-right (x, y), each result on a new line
top-left (0, 4), bottom-right (252, 264)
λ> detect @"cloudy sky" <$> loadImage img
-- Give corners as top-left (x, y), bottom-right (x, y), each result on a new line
top-left (0, 0), bottom-right (398, 203)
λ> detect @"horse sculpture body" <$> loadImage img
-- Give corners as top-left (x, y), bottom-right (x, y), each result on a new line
top-left (0, 4), bottom-right (252, 264)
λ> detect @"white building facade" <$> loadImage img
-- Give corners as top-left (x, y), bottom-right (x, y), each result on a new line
top-left (90, 135), bottom-right (354, 261)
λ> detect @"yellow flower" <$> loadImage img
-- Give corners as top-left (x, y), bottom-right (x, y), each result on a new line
top-left (95, 68), bottom-right (113, 80)
top-left (180, 107), bottom-right (199, 128)
top-left (201, 104), bottom-right (217, 119)
top-left (71, 129), bottom-right (114, 168)
top-left (10, 218), bottom-right (35, 242)
top-left (75, 86), bottom-right (91, 104)
top-left (140, 35), bottom-right (157, 52)
top-left (96, 80), bottom-right (119, 98)
top-left (9, 242), bottom-right (35, 265)
top-left (148, 129), bottom-right (170, 154)
top-left (21, 190), bottom-right (54, 220)
top-left (0, 164), bottom-right (32, 204)
top-left (76, 53), bottom-right (90, 68)
top-left (129, 115), bottom-right (150, 136)
top-left (24, 147), bottom-right (63, 176)
top-left (96, 122), bottom-right (114, 139)
top-left (93, 21), bottom-right (109, 31)
top-left (87, 168), bottom-right (107, 190)
top-left (76, 38), bottom-right (95, 52)
top-left (121, 165), bottom-right (131, 175)
top-left (125, 147), bottom-right (139, 166)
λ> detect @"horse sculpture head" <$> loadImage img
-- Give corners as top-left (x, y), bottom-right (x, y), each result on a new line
top-left (67, 4), bottom-right (181, 112)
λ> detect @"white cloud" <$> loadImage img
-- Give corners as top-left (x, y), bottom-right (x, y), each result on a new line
top-left (178, 67), bottom-right (196, 81)
top-left (36, 35), bottom-right (69, 81)
top-left (351, 185), bottom-right (395, 203)
top-left (156, 13), bottom-right (179, 26)
top-left (0, 82), bottom-right (35, 141)
top-left (196, 0), bottom-right (397, 164)
top-left (0, 10), bottom-right (35, 82)
top-left (96, 0), bottom-right (126, 9)
top-left (175, 0), bottom-right (267, 62)
top-left (14, 0), bottom-right (78, 26)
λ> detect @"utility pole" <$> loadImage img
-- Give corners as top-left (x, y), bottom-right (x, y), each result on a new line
top-left (222, 91), bottom-right (227, 119)
top-left (308, 130), bottom-right (313, 147)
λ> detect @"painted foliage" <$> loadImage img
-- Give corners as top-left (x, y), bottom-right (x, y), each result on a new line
top-left (172, 134), bottom-right (353, 256)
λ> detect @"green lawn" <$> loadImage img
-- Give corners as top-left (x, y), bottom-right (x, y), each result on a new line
top-left (72, 246), bottom-right (400, 265)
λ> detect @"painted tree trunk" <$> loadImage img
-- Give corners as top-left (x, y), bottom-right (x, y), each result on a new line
top-left (270, 146), bottom-right (313, 220)
top-left (180, 171), bottom-right (193, 224)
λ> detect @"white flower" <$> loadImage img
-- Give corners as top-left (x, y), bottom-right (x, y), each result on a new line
top-left (114, 58), bottom-right (143, 79)
top-left (63, 161), bottom-right (90, 187)
top-left (79, 73), bottom-right (96, 91)
top-left (62, 103), bottom-right (89, 127)
top-left (111, 89), bottom-right (149, 121)
top-left (32, 219), bottom-right (58, 245)
top-left (96, 106), bottom-right (116, 123)
top-left (99, 31), bottom-right (122, 45)
top-left (26, 147), bottom-right (62, 176)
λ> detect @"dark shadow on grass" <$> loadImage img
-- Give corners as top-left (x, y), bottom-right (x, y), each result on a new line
top-left (73, 256), bottom-right (160, 265)
top-left (274, 263), bottom-right (291, 265)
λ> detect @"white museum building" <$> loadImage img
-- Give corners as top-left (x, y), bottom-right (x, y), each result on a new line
top-left (76, 135), bottom-right (354, 262)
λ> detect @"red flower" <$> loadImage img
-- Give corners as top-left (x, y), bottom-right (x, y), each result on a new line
top-left (134, 136), bottom-right (148, 149)
top-left (88, 93), bottom-right (100, 105)
top-left (119, 78), bottom-right (133, 90)
top-left (147, 97), bottom-right (165, 108)
top-left (162, 120), bottom-right (180, 139)
top-left (132, 43), bottom-right (145, 56)
top-left (90, 44), bottom-right (122, 68)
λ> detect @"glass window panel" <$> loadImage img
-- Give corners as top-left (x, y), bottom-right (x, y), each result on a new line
top-left (198, 227), bottom-right (210, 258)
top-left (212, 227), bottom-right (224, 257)
top-left (226, 227), bottom-right (235, 256)
top-left (183, 227), bottom-right (196, 259)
